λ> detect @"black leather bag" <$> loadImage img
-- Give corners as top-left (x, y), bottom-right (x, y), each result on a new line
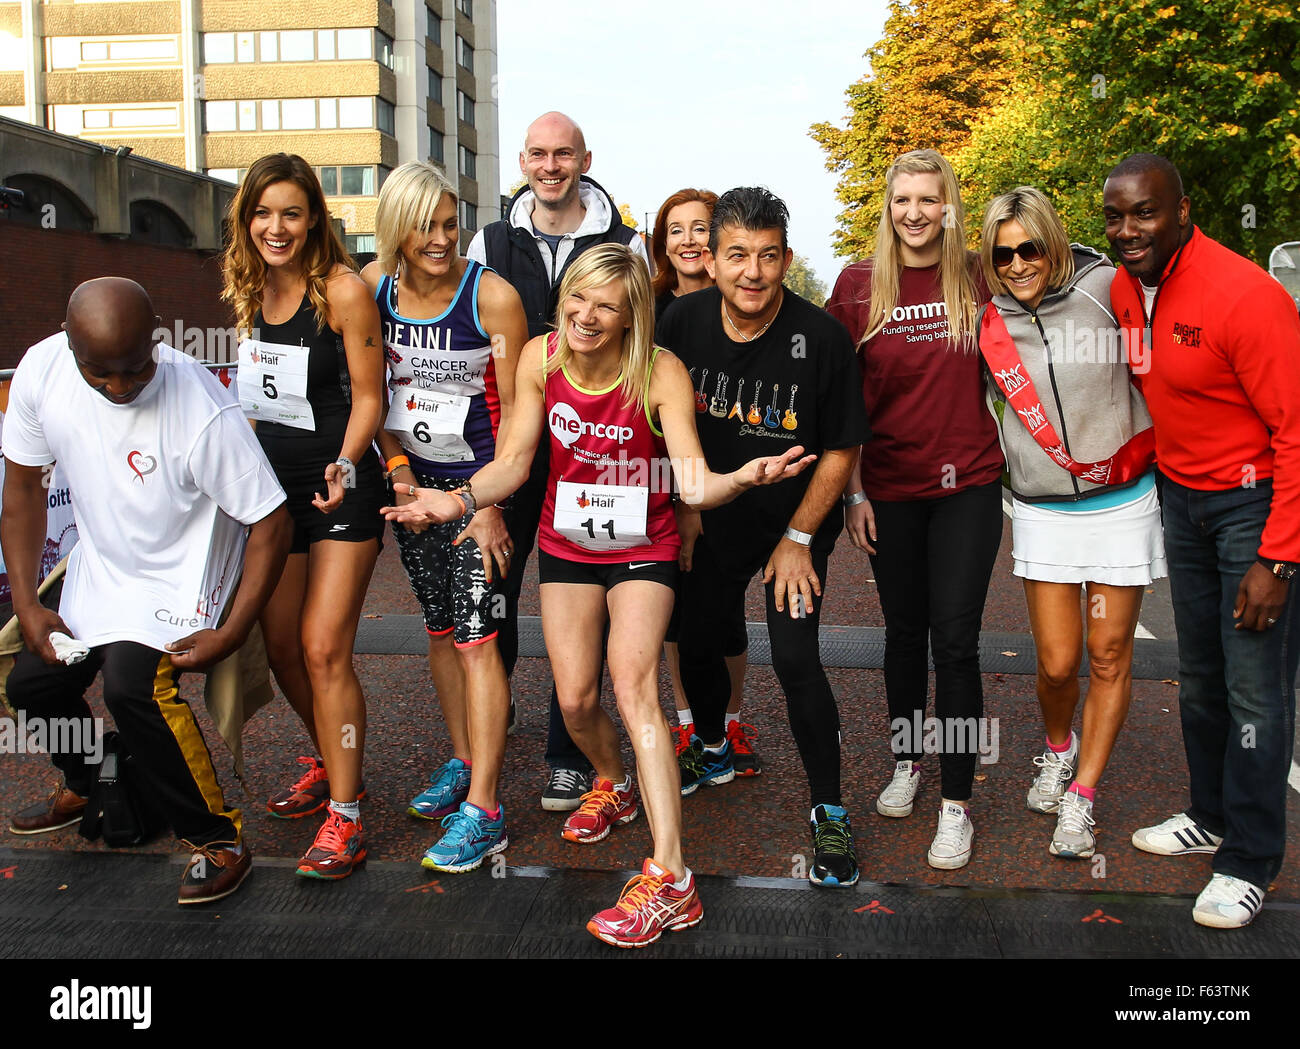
top-left (79, 731), bottom-right (168, 846)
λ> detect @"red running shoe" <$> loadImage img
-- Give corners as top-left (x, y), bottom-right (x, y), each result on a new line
top-left (267, 756), bottom-right (366, 819)
top-left (296, 810), bottom-right (367, 880)
top-left (672, 723), bottom-right (692, 757)
top-left (586, 858), bottom-right (703, 948)
top-left (726, 721), bottom-right (763, 777)
top-left (561, 778), bottom-right (639, 843)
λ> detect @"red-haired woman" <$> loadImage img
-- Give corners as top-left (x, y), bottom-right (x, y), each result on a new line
top-left (222, 153), bottom-right (386, 880)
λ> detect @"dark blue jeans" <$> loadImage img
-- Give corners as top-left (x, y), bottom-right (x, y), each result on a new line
top-left (1160, 474), bottom-right (1298, 887)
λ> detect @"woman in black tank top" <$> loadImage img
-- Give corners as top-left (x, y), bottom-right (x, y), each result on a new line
top-left (221, 153), bottom-right (385, 881)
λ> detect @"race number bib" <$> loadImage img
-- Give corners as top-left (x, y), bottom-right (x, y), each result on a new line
top-left (553, 481), bottom-right (648, 552)
top-left (237, 339), bottom-right (315, 431)
top-left (385, 388), bottom-right (474, 463)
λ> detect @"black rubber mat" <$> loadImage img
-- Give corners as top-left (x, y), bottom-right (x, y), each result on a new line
top-left (354, 615), bottom-right (1182, 680)
top-left (2, 847), bottom-right (1293, 960)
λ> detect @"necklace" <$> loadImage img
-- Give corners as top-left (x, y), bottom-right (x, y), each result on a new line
top-left (723, 296), bottom-right (779, 342)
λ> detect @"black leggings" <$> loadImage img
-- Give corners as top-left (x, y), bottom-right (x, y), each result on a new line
top-left (677, 539), bottom-right (841, 808)
top-left (867, 480), bottom-right (1003, 800)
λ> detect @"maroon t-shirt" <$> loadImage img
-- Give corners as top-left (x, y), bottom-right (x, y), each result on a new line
top-left (826, 256), bottom-right (1002, 500)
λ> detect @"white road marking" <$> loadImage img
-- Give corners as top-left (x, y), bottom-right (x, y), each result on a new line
top-left (1134, 623), bottom-right (1156, 640)
top-left (1290, 761), bottom-right (1300, 797)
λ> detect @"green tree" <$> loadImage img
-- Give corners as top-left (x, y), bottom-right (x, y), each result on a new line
top-left (784, 253), bottom-right (828, 306)
top-left (810, 0), bottom-right (1016, 260)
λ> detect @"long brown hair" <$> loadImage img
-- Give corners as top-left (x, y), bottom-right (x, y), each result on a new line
top-left (221, 153), bottom-right (354, 337)
top-left (865, 149), bottom-right (977, 349)
top-left (651, 188), bottom-right (718, 298)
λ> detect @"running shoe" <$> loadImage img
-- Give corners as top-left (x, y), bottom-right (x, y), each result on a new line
top-left (679, 735), bottom-right (735, 796)
top-left (672, 723), bottom-right (693, 757)
top-left (927, 802), bottom-right (974, 870)
top-left (267, 756), bottom-right (327, 819)
top-left (1049, 790), bottom-right (1096, 859)
top-left (809, 804), bottom-right (859, 887)
top-left (1026, 734), bottom-right (1078, 814)
top-left (296, 811), bottom-right (366, 880)
top-left (586, 858), bottom-right (703, 948)
top-left (876, 759), bottom-right (921, 817)
top-left (561, 778), bottom-right (639, 843)
top-left (421, 801), bottom-right (508, 873)
top-left (726, 721), bottom-right (762, 777)
top-left (541, 767), bottom-right (591, 812)
top-left (408, 757), bottom-right (473, 820)
top-left (1193, 873), bottom-right (1265, 929)
top-left (1131, 812), bottom-right (1223, 855)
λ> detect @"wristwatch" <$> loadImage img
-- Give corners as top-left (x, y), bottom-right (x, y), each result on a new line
top-left (1258, 557), bottom-right (1298, 582)
top-left (783, 526), bottom-right (813, 547)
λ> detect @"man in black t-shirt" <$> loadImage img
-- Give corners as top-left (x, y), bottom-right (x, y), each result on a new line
top-left (658, 187), bottom-right (869, 887)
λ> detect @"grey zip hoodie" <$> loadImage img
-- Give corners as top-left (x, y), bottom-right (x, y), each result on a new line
top-left (982, 244), bottom-right (1153, 502)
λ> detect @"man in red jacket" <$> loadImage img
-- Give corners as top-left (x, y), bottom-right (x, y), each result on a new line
top-left (1105, 153), bottom-right (1300, 929)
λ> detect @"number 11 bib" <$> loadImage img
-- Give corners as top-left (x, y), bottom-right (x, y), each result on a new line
top-left (552, 481), bottom-right (649, 551)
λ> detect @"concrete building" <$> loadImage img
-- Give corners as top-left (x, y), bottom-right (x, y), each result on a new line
top-left (0, 0), bottom-right (500, 252)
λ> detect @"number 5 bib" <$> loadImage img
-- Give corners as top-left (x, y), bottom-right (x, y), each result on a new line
top-left (385, 387), bottom-right (474, 463)
top-left (553, 481), bottom-right (649, 552)
top-left (237, 339), bottom-right (315, 431)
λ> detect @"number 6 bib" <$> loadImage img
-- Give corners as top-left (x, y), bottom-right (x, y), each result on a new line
top-left (237, 339), bottom-right (315, 430)
top-left (384, 387), bottom-right (473, 462)
top-left (553, 481), bottom-right (649, 552)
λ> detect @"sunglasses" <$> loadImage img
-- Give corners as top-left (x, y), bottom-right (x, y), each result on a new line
top-left (991, 240), bottom-right (1045, 267)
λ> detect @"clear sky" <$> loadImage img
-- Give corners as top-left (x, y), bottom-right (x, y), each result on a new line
top-left (492, 0), bottom-right (892, 292)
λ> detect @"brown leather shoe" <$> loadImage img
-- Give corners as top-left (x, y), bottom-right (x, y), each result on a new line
top-left (177, 838), bottom-right (252, 905)
top-left (9, 784), bottom-right (88, 835)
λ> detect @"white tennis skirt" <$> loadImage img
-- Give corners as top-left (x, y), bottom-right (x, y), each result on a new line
top-left (1011, 485), bottom-right (1167, 585)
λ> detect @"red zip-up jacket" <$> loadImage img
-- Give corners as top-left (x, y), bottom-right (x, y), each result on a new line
top-left (1111, 226), bottom-right (1300, 561)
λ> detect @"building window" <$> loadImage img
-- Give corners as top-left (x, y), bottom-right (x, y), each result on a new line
top-left (455, 35), bottom-right (473, 73)
top-left (377, 98), bottom-right (395, 136)
top-left (427, 8), bottom-right (441, 46)
top-left (458, 0), bottom-right (473, 16)
top-left (50, 35), bottom-right (178, 70)
top-left (204, 100), bottom-right (236, 132)
top-left (318, 167), bottom-right (381, 196)
top-left (204, 98), bottom-right (385, 133)
top-left (281, 98), bottom-right (315, 130)
top-left (457, 89), bottom-right (474, 127)
top-left (206, 168), bottom-right (239, 184)
top-left (202, 33), bottom-right (234, 64)
top-left (338, 96), bottom-right (372, 128)
top-left (346, 234), bottom-right (376, 254)
top-left (376, 31), bottom-right (395, 71)
top-left (429, 129), bottom-right (444, 164)
top-left (458, 145), bottom-right (475, 180)
top-left (337, 28), bottom-right (371, 60)
top-left (459, 200), bottom-right (477, 232)
top-left (280, 30), bottom-right (314, 62)
top-left (428, 69), bottom-right (442, 106)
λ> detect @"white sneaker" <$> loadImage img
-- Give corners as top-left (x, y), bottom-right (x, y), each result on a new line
top-left (927, 801), bottom-right (973, 870)
top-left (876, 760), bottom-right (921, 817)
top-left (1049, 790), bottom-right (1096, 859)
top-left (1026, 733), bottom-right (1078, 813)
top-left (1193, 873), bottom-right (1265, 929)
top-left (1131, 813), bottom-right (1223, 856)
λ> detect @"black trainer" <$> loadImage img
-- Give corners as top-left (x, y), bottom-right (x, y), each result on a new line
top-left (810, 804), bottom-right (859, 887)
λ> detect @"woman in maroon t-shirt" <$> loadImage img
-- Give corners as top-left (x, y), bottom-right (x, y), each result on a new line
top-left (827, 149), bottom-right (1004, 871)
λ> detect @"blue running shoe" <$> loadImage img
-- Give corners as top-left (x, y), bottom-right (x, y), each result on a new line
top-left (421, 802), bottom-right (508, 873)
top-left (679, 735), bottom-right (735, 796)
top-left (809, 804), bottom-right (859, 887)
top-left (408, 758), bottom-right (472, 820)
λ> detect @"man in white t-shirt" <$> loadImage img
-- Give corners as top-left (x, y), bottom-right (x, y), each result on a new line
top-left (1, 277), bottom-right (290, 905)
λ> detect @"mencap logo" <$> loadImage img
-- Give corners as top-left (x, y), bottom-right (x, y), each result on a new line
top-left (548, 402), bottom-right (634, 450)
top-left (127, 450), bottom-right (157, 484)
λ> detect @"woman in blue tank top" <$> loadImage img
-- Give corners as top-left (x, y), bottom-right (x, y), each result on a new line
top-left (222, 153), bottom-right (386, 881)
top-left (361, 161), bottom-right (529, 874)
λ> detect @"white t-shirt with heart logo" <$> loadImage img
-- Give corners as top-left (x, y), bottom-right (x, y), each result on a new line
top-left (4, 335), bottom-right (286, 650)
